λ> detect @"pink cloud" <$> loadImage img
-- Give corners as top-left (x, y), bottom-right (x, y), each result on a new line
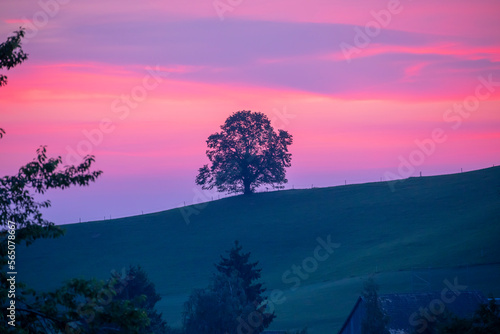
top-left (1, 0), bottom-right (499, 223)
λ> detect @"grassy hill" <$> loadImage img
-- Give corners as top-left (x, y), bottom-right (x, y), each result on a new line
top-left (17, 167), bottom-right (500, 333)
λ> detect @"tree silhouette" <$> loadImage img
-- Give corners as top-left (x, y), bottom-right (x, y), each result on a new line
top-left (216, 240), bottom-right (265, 303)
top-left (183, 241), bottom-right (275, 333)
top-left (116, 265), bottom-right (171, 334)
top-left (183, 273), bottom-right (248, 334)
top-left (196, 110), bottom-right (293, 195)
top-left (361, 278), bottom-right (390, 334)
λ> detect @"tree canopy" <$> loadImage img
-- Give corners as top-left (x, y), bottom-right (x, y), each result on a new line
top-left (196, 110), bottom-right (293, 195)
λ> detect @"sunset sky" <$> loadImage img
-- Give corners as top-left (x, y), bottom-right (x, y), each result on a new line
top-left (1, 0), bottom-right (499, 224)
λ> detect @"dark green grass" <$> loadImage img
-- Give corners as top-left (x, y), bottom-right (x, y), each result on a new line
top-left (17, 167), bottom-right (500, 333)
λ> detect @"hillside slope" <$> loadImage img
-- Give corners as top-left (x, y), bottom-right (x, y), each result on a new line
top-left (17, 167), bottom-right (500, 333)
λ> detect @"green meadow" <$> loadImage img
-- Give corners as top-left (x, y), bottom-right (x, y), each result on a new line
top-left (17, 166), bottom-right (500, 333)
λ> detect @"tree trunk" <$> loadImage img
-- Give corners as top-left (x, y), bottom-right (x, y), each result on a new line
top-left (243, 179), bottom-right (252, 195)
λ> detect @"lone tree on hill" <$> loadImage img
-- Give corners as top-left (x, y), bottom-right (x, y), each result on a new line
top-left (196, 110), bottom-right (293, 195)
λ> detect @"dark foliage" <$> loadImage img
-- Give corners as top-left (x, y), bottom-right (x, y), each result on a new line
top-left (216, 240), bottom-right (265, 303)
top-left (183, 273), bottom-right (248, 334)
top-left (438, 297), bottom-right (500, 334)
top-left (116, 265), bottom-right (171, 334)
top-left (11, 272), bottom-right (151, 333)
top-left (183, 241), bottom-right (275, 333)
top-left (0, 28), bottom-right (28, 87)
top-left (361, 278), bottom-right (390, 334)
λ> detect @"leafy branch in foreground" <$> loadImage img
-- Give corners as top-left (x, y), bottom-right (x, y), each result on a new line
top-left (0, 145), bottom-right (102, 246)
top-left (0, 28), bottom-right (28, 87)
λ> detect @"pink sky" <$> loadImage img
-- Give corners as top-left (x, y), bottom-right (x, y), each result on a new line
top-left (1, 0), bottom-right (499, 223)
